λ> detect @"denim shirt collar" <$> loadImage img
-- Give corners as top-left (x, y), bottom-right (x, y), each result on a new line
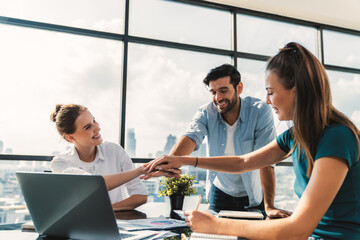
top-left (216, 96), bottom-right (246, 125)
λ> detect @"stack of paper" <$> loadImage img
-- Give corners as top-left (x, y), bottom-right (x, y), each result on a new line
top-left (218, 210), bottom-right (264, 219)
top-left (117, 216), bottom-right (187, 231)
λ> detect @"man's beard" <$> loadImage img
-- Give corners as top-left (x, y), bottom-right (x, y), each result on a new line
top-left (217, 91), bottom-right (238, 114)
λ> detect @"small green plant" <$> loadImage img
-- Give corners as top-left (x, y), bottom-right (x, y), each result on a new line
top-left (158, 174), bottom-right (197, 197)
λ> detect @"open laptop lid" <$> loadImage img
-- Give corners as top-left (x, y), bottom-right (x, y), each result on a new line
top-left (16, 171), bottom-right (120, 240)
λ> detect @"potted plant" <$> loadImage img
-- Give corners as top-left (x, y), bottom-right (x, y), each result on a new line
top-left (158, 174), bottom-right (197, 210)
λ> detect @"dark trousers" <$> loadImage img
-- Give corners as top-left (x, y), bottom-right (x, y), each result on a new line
top-left (208, 184), bottom-right (265, 213)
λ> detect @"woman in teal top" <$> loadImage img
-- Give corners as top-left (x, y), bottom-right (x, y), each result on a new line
top-left (144, 42), bottom-right (360, 239)
top-left (277, 125), bottom-right (359, 239)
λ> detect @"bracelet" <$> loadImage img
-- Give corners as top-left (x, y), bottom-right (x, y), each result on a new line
top-left (194, 156), bottom-right (198, 167)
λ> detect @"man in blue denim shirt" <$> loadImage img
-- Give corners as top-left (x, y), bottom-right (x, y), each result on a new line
top-left (170, 64), bottom-right (291, 217)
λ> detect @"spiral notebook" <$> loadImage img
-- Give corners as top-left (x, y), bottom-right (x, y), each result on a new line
top-left (190, 232), bottom-right (241, 240)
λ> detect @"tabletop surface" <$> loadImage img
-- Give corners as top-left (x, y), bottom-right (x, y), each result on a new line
top-left (0, 201), bottom-right (208, 239)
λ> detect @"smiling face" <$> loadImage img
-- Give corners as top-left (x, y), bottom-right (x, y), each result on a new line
top-left (65, 110), bottom-right (103, 148)
top-left (265, 71), bottom-right (295, 121)
top-left (209, 76), bottom-right (243, 115)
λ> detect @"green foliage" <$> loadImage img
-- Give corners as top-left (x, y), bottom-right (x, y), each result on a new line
top-left (158, 174), bottom-right (197, 197)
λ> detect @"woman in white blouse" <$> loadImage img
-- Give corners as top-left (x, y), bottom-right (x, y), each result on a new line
top-left (50, 104), bottom-right (150, 211)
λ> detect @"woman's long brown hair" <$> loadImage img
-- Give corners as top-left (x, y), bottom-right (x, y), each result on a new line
top-left (266, 42), bottom-right (360, 176)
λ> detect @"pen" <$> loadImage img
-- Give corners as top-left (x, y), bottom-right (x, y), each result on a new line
top-left (195, 195), bottom-right (203, 211)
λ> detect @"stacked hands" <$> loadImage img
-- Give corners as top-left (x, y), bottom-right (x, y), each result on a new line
top-left (138, 155), bottom-right (292, 234)
top-left (140, 155), bottom-right (217, 234)
top-left (142, 155), bottom-right (185, 180)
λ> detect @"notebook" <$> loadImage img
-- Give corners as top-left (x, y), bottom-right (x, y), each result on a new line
top-left (190, 232), bottom-right (241, 240)
top-left (218, 210), bottom-right (264, 219)
top-left (16, 171), bottom-right (156, 240)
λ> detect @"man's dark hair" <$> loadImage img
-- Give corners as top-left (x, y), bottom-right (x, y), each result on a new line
top-left (203, 64), bottom-right (241, 89)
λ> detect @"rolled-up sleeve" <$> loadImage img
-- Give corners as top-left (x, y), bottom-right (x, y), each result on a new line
top-left (184, 107), bottom-right (208, 151)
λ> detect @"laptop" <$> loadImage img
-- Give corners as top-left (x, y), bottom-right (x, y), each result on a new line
top-left (16, 172), bottom-right (155, 240)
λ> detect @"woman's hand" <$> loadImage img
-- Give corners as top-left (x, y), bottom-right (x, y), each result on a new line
top-left (144, 155), bottom-right (189, 173)
top-left (184, 210), bottom-right (219, 234)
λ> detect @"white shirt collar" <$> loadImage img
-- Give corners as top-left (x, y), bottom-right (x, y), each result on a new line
top-left (65, 144), bottom-right (105, 168)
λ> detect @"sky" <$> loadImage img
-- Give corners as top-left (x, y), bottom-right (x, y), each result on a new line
top-left (0, 0), bottom-right (359, 157)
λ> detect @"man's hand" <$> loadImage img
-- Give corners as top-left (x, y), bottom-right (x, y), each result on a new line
top-left (265, 206), bottom-right (292, 219)
top-left (141, 165), bottom-right (182, 180)
top-left (144, 155), bottom-right (187, 173)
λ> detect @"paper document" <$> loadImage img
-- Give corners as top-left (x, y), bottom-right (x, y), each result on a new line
top-left (145, 230), bottom-right (178, 240)
top-left (119, 230), bottom-right (160, 240)
top-left (117, 216), bottom-right (187, 231)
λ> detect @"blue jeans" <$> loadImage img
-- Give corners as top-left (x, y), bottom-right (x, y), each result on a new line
top-left (209, 184), bottom-right (264, 213)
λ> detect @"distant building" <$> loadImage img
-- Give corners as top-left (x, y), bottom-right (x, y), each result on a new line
top-left (163, 134), bottom-right (177, 155)
top-left (126, 128), bottom-right (136, 157)
top-left (155, 150), bottom-right (163, 158)
top-left (190, 143), bottom-right (207, 157)
top-left (0, 197), bottom-right (30, 224)
top-left (4, 148), bottom-right (12, 154)
top-left (155, 134), bottom-right (177, 158)
top-left (143, 180), bottom-right (164, 202)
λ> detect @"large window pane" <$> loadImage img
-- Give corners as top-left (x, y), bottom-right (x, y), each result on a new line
top-left (323, 30), bottom-right (360, 69)
top-left (328, 70), bottom-right (360, 127)
top-left (0, 0), bottom-right (125, 34)
top-left (129, 0), bottom-right (232, 49)
top-left (0, 160), bottom-right (49, 225)
top-left (127, 44), bottom-right (230, 204)
top-left (126, 43), bottom-right (231, 158)
top-left (237, 58), bottom-right (290, 135)
top-left (237, 58), bottom-right (267, 100)
top-left (237, 14), bottom-right (317, 57)
top-left (274, 166), bottom-right (298, 211)
top-left (0, 24), bottom-right (122, 155)
top-left (237, 58), bottom-right (297, 210)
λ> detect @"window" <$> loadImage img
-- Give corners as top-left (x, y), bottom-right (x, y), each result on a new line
top-left (323, 30), bottom-right (360, 69)
top-left (237, 58), bottom-right (297, 210)
top-left (327, 70), bottom-right (360, 127)
top-left (237, 14), bottom-right (318, 57)
top-left (0, 0), bottom-right (359, 225)
top-left (125, 43), bottom-right (231, 158)
top-left (0, 0), bottom-right (125, 34)
top-left (0, 23), bottom-right (122, 155)
top-left (237, 58), bottom-right (267, 100)
top-left (129, 0), bottom-right (232, 49)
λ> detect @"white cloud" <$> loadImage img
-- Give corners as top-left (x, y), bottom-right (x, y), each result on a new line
top-left (350, 111), bottom-right (360, 128)
top-left (125, 44), bottom-right (229, 157)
